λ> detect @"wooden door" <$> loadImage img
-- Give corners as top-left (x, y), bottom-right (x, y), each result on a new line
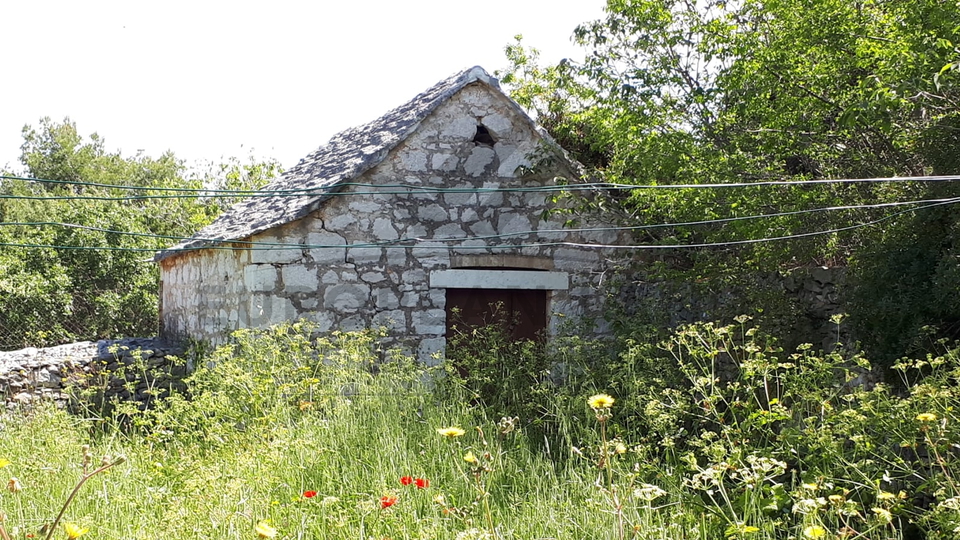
top-left (445, 288), bottom-right (547, 342)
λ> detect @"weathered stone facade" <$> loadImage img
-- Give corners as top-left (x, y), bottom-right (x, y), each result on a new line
top-left (158, 68), bottom-right (621, 359)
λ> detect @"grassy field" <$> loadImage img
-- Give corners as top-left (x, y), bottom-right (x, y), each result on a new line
top-left (0, 321), bottom-right (958, 540)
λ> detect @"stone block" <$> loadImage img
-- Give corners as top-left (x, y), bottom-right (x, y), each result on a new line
top-left (281, 265), bottom-right (319, 294)
top-left (323, 283), bottom-right (372, 312)
top-left (481, 113), bottom-right (512, 138)
top-left (476, 186), bottom-right (503, 207)
top-left (400, 150), bottom-right (428, 172)
top-left (310, 311), bottom-right (335, 333)
top-left (434, 223), bottom-right (466, 239)
top-left (361, 271), bottom-right (387, 284)
top-left (417, 337), bottom-right (446, 366)
top-left (338, 314), bottom-right (368, 332)
top-left (376, 288), bottom-right (400, 309)
top-left (249, 237), bottom-right (302, 265)
top-left (417, 204), bottom-right (449, 222)
top-left (464, 147), bottom-right (496, 177)
top-left (307, 231), bottom-right (347, 265)
top-left (432, 153), bottom-right (459, 171)
top-left (243, 265), bottom-right (278, 292)
top-left (443, 191), bottom-right (478, 207)
top-left (373, 310), bottom-right (406, 332)
top-left (372, 218), bottom-right (399, 240)
top-left (440, 116), bottom-right (477, 141)
top-left (553, 248), bottom-right (600, 271)
top-left (413, 309), bottom-right (446, 335)
top-left (385, 247), bottom-right (408, 266)
top-left (349, 200), bottom-right (382, 213)
top-left (497, 213), bottom-right (533, 236)
top-left (347, 246), bottom-right (383, 265)
top-left (247, 294), bottom-right (297, 327)
top-left (326, 213), bottom-right (357, 230)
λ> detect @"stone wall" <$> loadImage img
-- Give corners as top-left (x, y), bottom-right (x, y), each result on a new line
top-left (0, 338), bottom-right (187, 411)
top-left (160, 83), bottom-right (621, 359)
top-left (616, 265), bottom-right (848, 353)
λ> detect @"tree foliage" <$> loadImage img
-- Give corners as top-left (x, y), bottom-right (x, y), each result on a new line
top-left (0, 118), bottom-right (280, 349)
top-left (500, 0), bottom-right (960, 362)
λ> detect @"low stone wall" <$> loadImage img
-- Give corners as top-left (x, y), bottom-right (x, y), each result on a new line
top-left (0, 338), bottom-right (187, 411)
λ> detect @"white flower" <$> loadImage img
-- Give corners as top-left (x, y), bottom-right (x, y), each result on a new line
top-left (634, 483), bottom-right (668, 502)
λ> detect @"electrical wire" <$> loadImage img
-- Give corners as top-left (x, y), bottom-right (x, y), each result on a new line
top-left (1, 195), bottom-right (956, 248)
top-left (2, 173), bottom-right (959, 199)
top-left (0, 195), bottom-right (955, 253)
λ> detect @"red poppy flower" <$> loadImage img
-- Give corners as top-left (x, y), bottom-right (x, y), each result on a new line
top-left (380, 495), bottom-right (398, 509)
top-left (400, 476), bottom-right (413, 486)
top-left (415, 478), bottom-right (429, 489)
top-left (303, 490), bottom-right (317, 498)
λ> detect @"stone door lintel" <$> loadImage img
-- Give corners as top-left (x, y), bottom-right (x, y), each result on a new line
top-left (429, 269), bottom-right (569, 290)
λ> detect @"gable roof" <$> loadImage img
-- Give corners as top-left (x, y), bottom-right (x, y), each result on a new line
top-left (154, 66), bottom-right (548, 263)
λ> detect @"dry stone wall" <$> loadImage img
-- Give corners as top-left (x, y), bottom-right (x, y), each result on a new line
top-left (0, 338), bottom-right (187, 411)
top-left (160, 84), bottom-right (620, 359)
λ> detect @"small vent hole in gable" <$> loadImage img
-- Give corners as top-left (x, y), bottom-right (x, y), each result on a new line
top-left (473, 125), bottom-right (496, 146)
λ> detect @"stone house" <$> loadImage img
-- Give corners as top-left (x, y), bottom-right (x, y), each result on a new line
top-left (154, 66), bottom-right (622, 360)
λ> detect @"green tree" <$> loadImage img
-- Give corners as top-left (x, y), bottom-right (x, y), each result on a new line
top-left (500, 0), bottom-right (960, 361)
top-left (0, 118), bottom-right (280, 349)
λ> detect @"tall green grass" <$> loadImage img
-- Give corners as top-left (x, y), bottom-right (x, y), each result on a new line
top-left (0, 319), bottom-right (958, 539)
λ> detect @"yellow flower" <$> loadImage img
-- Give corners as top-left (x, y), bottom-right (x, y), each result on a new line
top-left (587, 394), bottom-right (615, 409)
top-left (828, 494), bottom-right (845, 505)
top-left (255, 521), bottom-right (277, 539)
top-left (802, 525), bottom-right (826, 539)
top-left (871, 507), bottom-right (893, 523)
top-left (7, 477), bottom-right (21, 493)
top-left (877, 491), bottom-right (896, 501)
top-left (916, 413), bottom-right (937, 423)
top-left (437, 426), bottom-right (466, 438)
top-left (463, 451), bottom-right (479, 465)
top-left (64, 523), bottom-right (89, 539)
top-left (0, 458), bottom-right (9, 468)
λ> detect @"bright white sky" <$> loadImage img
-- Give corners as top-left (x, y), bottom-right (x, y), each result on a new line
top-left (1, 0), bottom-right (605, 174)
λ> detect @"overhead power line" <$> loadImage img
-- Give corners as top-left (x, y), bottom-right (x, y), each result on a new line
top-left (1, 173), bottom-right (959, 202)
top-left (0, 195), bottom-right (956, 253)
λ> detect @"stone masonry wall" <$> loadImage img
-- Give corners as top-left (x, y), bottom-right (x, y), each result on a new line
top-left (160, 84), bottom-right (621, 359)
top-left (0, 338), bottom-right (187, 411)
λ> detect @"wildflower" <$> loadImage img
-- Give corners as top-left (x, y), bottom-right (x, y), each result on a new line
top-left (633, 483), bottom-right (667, 502)
top-left (724, 523), bottom-right (759, 536)
top-left (614, 442), bottom-right (627, 455)
top-left (302, 490), bottom-right (317, 498)
top-left (7, 477), bottom-right (21, 493)
top-left (793, 498), bottom-right (827, 514)
top-left (415, 478), bottom-right (429, 489)
top-left (877, 491), bottom-right (896, 501)
top-left (587, 394), bottom-right (615, 410)
top-left (871, 507), bottom-right (893, 523)
top-left (828, 494), bottom-right (845, 505)
top-left (802, 525), bottom-right (827, 539)
top-left (916, 413), bottom-right (937, 423)
top-left (433, 493), bottom-right (446, 506)
top-left (321, 496), bottom-right (339, 506)
top-left (400, 476), bottom-right (413, 486)
top-left (380, 495), bottom-right (398, 509)
top-left (64, 523), bottom-right (89, 539)
top-left (0, 458), bottom-right (9, 468)
top-left (463, 451), bottom-right (479, 465)
top-left (255, 521), bottom-right (277, 539)
top-left (437, 426), bottom-right (466, 438)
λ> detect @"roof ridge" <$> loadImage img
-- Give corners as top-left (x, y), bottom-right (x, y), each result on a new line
top-left (154, 66), bottom-right (517, 262)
